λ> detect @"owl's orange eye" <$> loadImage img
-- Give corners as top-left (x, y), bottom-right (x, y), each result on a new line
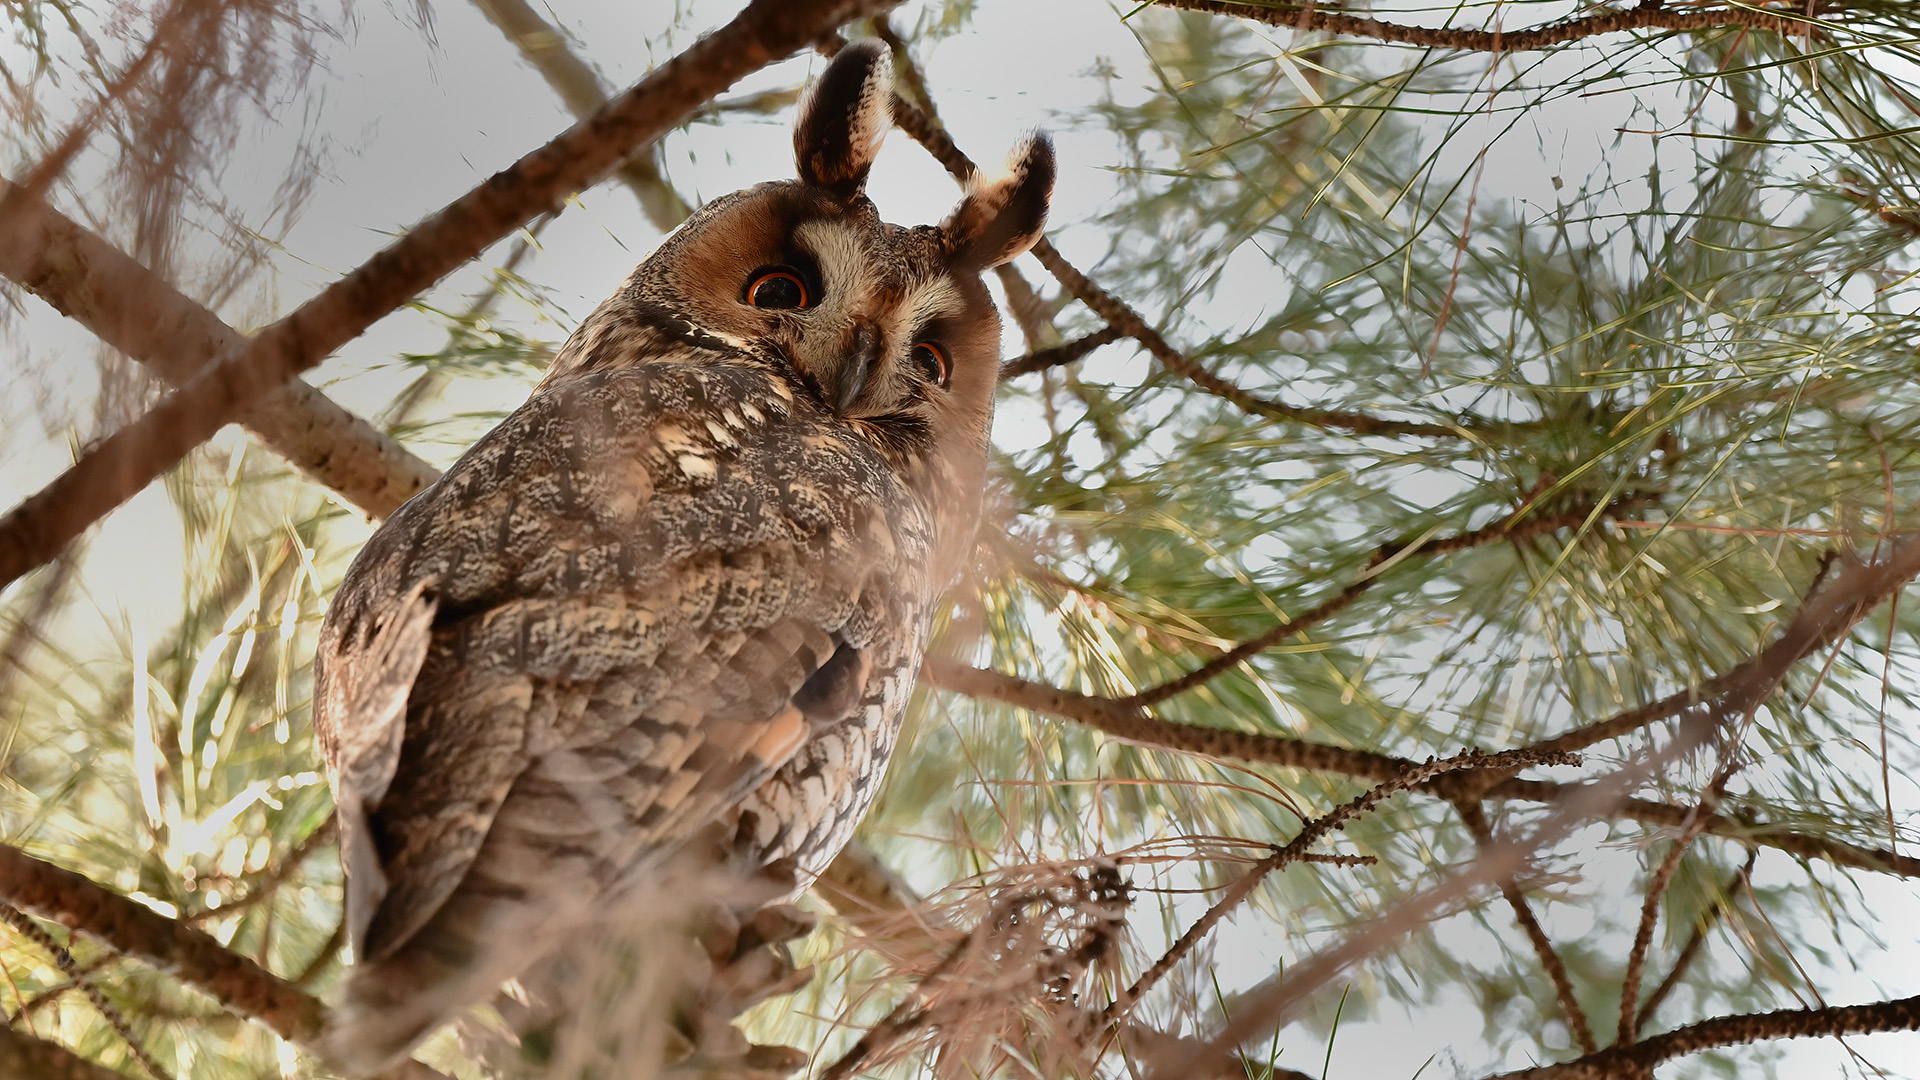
top-left (912, 342), bottom-right (951, 390)
top-left (746, 269), bottom-right (809, 309)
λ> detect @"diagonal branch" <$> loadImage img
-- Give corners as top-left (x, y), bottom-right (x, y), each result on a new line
top-left (1101, 748), bottom-right (1575, 1032)
top-left (0, 844), bottom-right (451, 1080)
top-left (1525, 534), bottom-right (1920, 758)
top-left (0, 178), bottom-right (437, 520)
top-left (0, 842), bottom-right (322, 1043)
top-left (0, 0), bottom-right (898, 592)
top-left (1001, 326), bottom-right (1124, 378)
top-left (1152, 0), bottom-right (1822, 52)
top-left (1634, 849), bottom-right (1757, 1033)
top-left (1, 902), bottom-right (170, 1080)
top-left (0, 1025), bottom-right (135, 1080)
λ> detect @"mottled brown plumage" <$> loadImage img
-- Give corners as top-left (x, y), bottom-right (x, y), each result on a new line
top-left (311, 41), bottom-right (1053, 1073)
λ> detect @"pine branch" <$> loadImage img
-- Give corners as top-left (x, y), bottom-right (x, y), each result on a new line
top-left (0, 1026), bottom-right (134, 1080)
top-left (0, 178), bottom-right (436, 520)
top-left (0, 844), bottom-right (456, 1080)
top-left (1152, 0), bottom-right (1823, 51)
top-left (1160, 740), bottom-right (1708, 1076)
top-left (1001, 326), bottom-right (1124, 378)
top-left (0, 0), bottom-right (900, 591)
top-left (1525, 533), bottom-right (1920, 758)
top-left (0, 842), bottom-right (323, 1042)
top-left (1618, 762), bottom-right (1737, 1045)
top-left (1488, 993), bottom-right (1920, 1079)
top-left (1100, 749), bottom-right (1574, 1032)
top-left (0, 902), bottom-right (171, 1080)
top-left (1125, 491), bottom-right (1661, 708)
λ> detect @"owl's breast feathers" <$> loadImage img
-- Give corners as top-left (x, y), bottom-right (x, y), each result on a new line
top-left (314, 359), bottom-right (936, 964)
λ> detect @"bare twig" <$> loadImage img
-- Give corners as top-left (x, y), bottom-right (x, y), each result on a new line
top-left (1002, 326), bottom-right (1124, 378)
top-left (0, 902), bottom-right (171, 1080)
top-left (1126, 491), bottom-right (1659, 708)
top-left (1489, 993), bottom-right (1920, 1080)
top-left (1152, 0), bottom-right (1821, 52)
top-left (1158, 732), bottom-right (1715, 1078)
top-left (1458, 801), bottom-right (1597, 1055)
top-left (0, 0), bottom-right (899, 591)
top-left (1618, 760), bottom-right (1739, 1045)
top-left (1635, 849), bottom-right (1758, 1033)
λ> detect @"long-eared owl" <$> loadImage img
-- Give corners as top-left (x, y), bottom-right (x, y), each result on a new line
top-left (310, 40), bottom-right (1054, 1072)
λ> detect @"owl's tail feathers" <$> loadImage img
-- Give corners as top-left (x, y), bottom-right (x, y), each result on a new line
top-left (316, 888), bottom-right (569, 1076)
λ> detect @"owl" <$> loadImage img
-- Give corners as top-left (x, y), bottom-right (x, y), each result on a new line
top-left (309, 40), bottom-right (1053, 1074)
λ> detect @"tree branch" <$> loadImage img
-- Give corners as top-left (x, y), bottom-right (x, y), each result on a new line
top-left (1151, 0), bottom-right (1821, 52)
top-left (1524, 534), bottom-right (1920, 758)
top-left (0, 842), bottom-right (323, 1042)
top-left (0, 1026), bottom-right (134, 1080)
top-left (0, 902), bottom-right (170, 1080)
top-left (1489, 993), bottom-right (1920, 1079)
top-left (1101, 749), bottom-right (1572, 1031)
top-left (0, 0), bottom-right (898, 591)
top-left (0, 178), bottom-right (436, 520)
top-left (1634, 849), bottom-right (1757, 1033)
top-left (1001, 325), bottom-right (1124, 378)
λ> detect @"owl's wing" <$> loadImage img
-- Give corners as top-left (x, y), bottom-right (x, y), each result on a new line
top-left (316, 361), bottom-right (925, 971)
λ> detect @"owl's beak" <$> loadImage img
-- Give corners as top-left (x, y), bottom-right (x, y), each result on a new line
top-left (829, 321), bottom-right (880, 415)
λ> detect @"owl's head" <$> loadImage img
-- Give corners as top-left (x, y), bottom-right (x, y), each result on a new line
top-left (546, 39), bottom-right (1052, 581)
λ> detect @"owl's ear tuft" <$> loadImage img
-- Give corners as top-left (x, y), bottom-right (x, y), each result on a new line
top-left (944, 133), bottom-right (1055, 271)
top-left (795, 40), bottom-right (894, 198)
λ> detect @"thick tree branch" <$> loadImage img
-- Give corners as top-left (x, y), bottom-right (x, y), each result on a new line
top-left (0, 178), bottom-right (437, 520)
top-left (0, 843), bottom-right (323, 1042)
top-left (1489, 993), bottom-right (1920, 1079)
top-left (0, 0), bottom-right (897, 591)
top-left (0, 844), bottom-right (452, 1079)
top-left (0, 1026), bottom-right (134, 1080)
top-left (1154, 0), bottom-right (1821, 52)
